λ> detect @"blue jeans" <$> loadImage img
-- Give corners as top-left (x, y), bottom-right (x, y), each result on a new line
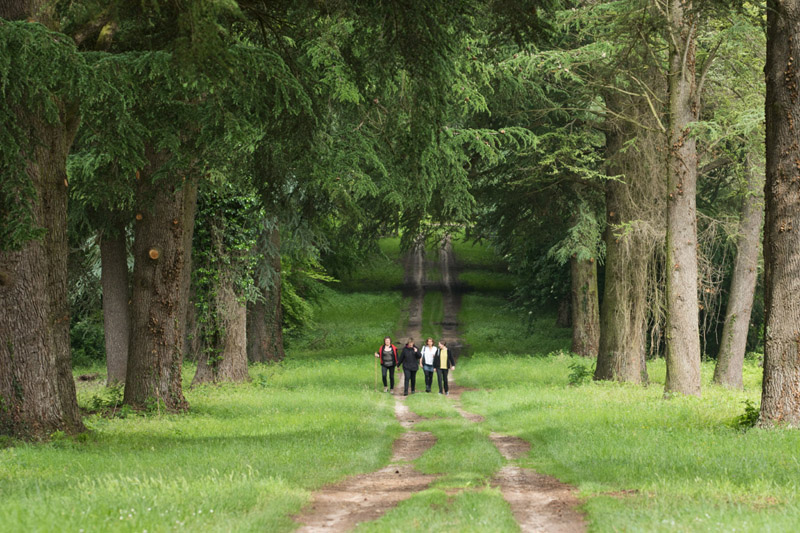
top-left (422, 364), bottom-right (435, 391)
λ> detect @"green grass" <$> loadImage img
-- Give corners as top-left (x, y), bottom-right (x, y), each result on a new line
top-left (337, 237), bottom-right (405, 292)
top-left (421, 292), bottom-right (444, 340)
top-left (459, 294), bottom-right (570, 356)
top-left (3, 362), bottom-right (399, 533)
top-left (456, 353), bottom-right (800, 532)
top-left (3, 285), bottom-right (407, 533)
top-left (458, 271), bottom-right (516, 293)
top-left (450, 238), bottom-right (505, 271)
top-left (12, 233), bottom-right (799, 533)
top-left (355, 488), bottom-right (519, 532)
top-left (405, 392), bottom-right (503, 486)
top-left (288, 290), bottom-right (407, 358)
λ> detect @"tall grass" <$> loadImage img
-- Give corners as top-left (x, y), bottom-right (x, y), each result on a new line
top-left (3, 262), bottom-right (407, 532)
top-left (459, 294), bottom-right (570, 356)
top-left (3, 361), bottom-right (399, 532)
top-left (355, 488), bottom-right (519, 532)
top-left (457, 353), bottom-right (800, 532)
top-left (337, 237), bottom-right (404, 292)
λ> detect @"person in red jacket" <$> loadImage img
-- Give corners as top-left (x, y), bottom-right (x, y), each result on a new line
top-left (374, 336), bottom-right (398, 392)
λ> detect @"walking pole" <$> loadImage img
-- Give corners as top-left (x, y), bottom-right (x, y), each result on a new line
top-left (374, 356), bottom-right (378, 392)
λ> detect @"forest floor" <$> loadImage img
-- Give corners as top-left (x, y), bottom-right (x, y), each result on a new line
top-left (293, 238), bottom-right (586, 532)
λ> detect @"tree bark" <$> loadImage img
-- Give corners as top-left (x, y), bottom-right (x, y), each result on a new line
top-left (555, 297), bottom-right (572, 328)
top-left (123, 155), bottom-right (197, 410)
top-left (246, 298), bottom-right (268, 363)
top-left (760, 0), bottom-right (800, 427)
top-left (192, 272), bottom-right (250, 385)
top-left (0, 0), bottom-right (49, 22)
top-left (570, 256), bottom-right (599, 357)
top-left (664, 0), bottom-right (702, 396)
top-left (247, 226), bottom-right (285, 363)
top-left (183, 283), bottom-right (200, 361)
top-left (595, 73), bottom-right (669, 385)
top-left (594, 123), bottom-right (655, 384)
top-left (713, 163), bottom-right (764, 389)
top-left (264, 226), bottom-right (285, 362)
top-left (0, 109), bottom-right (83, 438)
top-left (100, 228), bottom-right (130, 385)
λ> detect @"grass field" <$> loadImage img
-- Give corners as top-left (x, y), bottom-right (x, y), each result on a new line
top-left (1, 245), bottom-right (409, 533)
top-left (4, 236), bottom-right (797, 532)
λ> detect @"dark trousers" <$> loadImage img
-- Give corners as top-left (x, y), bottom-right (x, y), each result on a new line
top-left (437, 369), bottom-right (449, 394)
top-left (403, 369), bottom-right (417, 394)
top-left (423, 369), bottom-right (434, 392)
top-left (381, 365), bottom-right (395, 389)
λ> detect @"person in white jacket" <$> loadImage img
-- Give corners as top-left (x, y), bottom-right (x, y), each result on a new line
top-left (419, 337), bottom-right (439, 393)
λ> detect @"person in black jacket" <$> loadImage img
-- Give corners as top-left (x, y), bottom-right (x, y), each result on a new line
top-left (397, 339), bottom-right (421, 396)
top-left (374, 336), bottom-right (398, 392)
top-left (433, 340), bottom-right (455, 395)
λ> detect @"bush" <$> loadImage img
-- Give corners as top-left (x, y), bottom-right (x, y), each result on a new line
top-left (567, 358), bottom-right (595, 386)
top-left (70, 312), bottom-right (105, 367)
top-left (733, 399), bottom-right (760, 431)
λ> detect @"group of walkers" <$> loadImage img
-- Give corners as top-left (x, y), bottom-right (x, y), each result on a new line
top-left (374, 337), bottom-right (456, 396)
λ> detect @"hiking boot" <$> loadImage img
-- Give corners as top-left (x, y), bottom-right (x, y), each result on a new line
top-left (383, 387), bottom-right (387, 392)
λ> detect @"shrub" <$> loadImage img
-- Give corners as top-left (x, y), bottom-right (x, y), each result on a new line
top-left (733, 399), bottom-right (760, 431)
top-left (567, 358), bottom-right (595, 386)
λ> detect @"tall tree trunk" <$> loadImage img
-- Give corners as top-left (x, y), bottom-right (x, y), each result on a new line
top-left (246, 298), bottom-right (268, 363)
top-left (192, 272), bottom-right (250, 385)
top-left (713, 163), bottom-right (764, 389)
top-left (760, 0), bottom-right (800, 427)
top-left (100, 227), bottom-right (130, 385)
top-left (555, 297), bottom-right (572, 328)
top-left (264, 226), bottom-right (285, 362)
top-left (247, 226), bottom-right (285, 363)
top-left (124, 154), bottom-right (197, 410)
top-left (570, 256), bottom-right (599, 357)
top-left (664, 0), bottom-right (701, 396)
top-left (0, 109), bottom-right (83, 438)
top-left (183, 283), bottom-right (200, 361)
top-left (595, 117), bottom-right (663, 384)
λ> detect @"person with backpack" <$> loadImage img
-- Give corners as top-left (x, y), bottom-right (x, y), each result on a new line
top-left (397, 339), bottom-right (421, 396)
top-left (374, 336), bottom-right (398, 392)
top-left (419, 337), bottom-right (438, 393)
top-left (434, 340), bottom-right (455, 395)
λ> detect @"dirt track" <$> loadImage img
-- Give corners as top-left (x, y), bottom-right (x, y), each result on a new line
top-left (293, 238), bottom-right (586, 532)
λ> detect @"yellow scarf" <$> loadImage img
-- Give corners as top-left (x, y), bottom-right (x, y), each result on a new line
top-left (439, 347), bottom-right (448, 369)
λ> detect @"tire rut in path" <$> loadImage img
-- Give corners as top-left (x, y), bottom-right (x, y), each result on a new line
top-left (292, 398), bottom-right (436, 532)
top-left (438, 236), bottom-right (586, 532)
top-left (446, 385), bottom-right (587, 533)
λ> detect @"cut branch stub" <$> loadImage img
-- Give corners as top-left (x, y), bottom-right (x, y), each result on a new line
top-left (0, 270), bottom-right (13, 287)
top-left (148, 248), bottom-right (161, 261)
top-left (135, 213), bottom-right (143, 221)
